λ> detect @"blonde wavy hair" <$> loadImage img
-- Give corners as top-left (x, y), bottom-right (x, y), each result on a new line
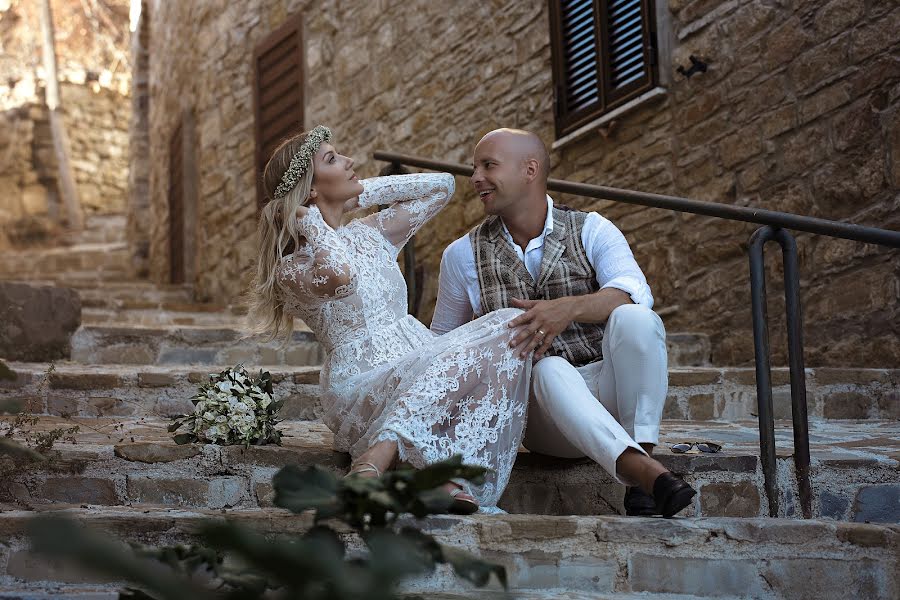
top-left (246, 130), bottom-right (320, 341)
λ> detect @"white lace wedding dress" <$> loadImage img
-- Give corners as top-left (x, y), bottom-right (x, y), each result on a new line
top-left (277, 173), bottom-right (531, 511)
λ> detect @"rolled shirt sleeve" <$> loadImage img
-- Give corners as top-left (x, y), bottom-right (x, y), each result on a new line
top-left (582, 212), bottom-right (654, 309)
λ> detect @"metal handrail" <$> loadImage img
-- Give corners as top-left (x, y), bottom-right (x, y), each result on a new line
top-left (374, 149), bottom-right (900, 519)
top-left (374, 151), bottom-right (900, 248)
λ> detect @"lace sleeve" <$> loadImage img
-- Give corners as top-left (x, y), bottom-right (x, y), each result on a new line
top-left (278, 205), bottom-right (356, 300)
top-left (357, 173), bottom-right (455, 252)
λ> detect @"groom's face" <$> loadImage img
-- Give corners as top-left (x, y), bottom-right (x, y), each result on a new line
top-left (471, 137), bottom-right (527, 216)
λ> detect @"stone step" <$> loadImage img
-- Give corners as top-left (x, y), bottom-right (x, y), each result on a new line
top-left (71, 326), bottom-right (695, 365)
top-left (0, 591), bottom-right (775, 600)
top-left (0, 242), bottom-right (131, 281)
top-left (0, 415), bottom-right (897, 521)
top-left (4, 362), bottom-right (896, 422)
top-left (81, 306), bottom-right (248, 327)
top-left (59, 214), bottom-right (128, 246)
top-left (0, 362), bottom-right (323, 420)
top-left (0, 507), bottom-right (895, 598)
top-left (74, 283), bottom-right (194, 309)
top-left (69, 325), bottom-right (323, 366)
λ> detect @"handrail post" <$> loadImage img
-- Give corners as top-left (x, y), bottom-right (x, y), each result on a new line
top-left (749, 226), bottom-right (813, 518)
top-left (749, 226), bottom-right (779, 517)
top-left (776, 228), bottom-right (813, 519)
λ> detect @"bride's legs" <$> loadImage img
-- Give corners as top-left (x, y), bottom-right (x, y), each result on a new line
top-left (349, 439), bottom-right (399, 478)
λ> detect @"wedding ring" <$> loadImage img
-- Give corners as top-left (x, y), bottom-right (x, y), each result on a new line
top-left (536, 329), bottom-right (546, 338)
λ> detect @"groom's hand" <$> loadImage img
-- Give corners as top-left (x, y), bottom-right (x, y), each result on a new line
top-left (508, 297), bottom-right (575, 360)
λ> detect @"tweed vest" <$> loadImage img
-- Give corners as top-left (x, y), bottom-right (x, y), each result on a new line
top-left (469, 207), bottom-right (604, 366)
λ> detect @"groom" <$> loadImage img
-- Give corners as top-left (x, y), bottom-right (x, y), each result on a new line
top-left (431, 128), bottom-right (690, 516)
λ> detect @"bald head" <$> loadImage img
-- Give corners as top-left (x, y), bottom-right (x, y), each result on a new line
top-left (477, 128), bottom-right (550, 181)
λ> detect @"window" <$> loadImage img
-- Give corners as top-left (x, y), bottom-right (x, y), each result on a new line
top-left (253, 14), bottom-right (305, 207)
top-left (549, 0), bottom-right (659, 137)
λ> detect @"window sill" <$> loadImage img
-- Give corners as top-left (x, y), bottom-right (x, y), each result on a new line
top-left (551, 86), bottom-right (668, 152)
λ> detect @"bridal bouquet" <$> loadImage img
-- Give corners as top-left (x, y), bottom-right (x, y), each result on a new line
top-left (169, 365), bottom-right (283, 447)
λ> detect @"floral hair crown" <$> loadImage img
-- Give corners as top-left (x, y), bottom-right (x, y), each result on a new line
top-left (272, 125), bottom-right (332, 199)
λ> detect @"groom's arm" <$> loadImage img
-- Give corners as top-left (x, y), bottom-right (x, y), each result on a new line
top-left (430, 240), bottom-right (475, 335)
top-left (508, 212), bottom-right (652, 358)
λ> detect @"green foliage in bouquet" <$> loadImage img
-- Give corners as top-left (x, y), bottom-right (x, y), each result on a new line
top-left (28, 457), bottom-right (509, 600)
top-left (168, 365), bottom-right (282, 447)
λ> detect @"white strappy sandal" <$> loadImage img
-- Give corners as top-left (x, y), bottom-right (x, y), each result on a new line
top-left (345, 461), bottom-right (381, 479)
top-left (447, 485), bottom-right (479, 515)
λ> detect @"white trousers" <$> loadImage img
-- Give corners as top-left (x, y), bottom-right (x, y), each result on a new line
top-left (523, 304), bottom-right (668, 483)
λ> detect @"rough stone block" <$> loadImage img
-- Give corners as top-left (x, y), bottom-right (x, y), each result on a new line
top-left (126, 475), bottom-right (208, 506)
top-left (819, 489), bottom-right (850, 520)
top-left (725, 367), bottom-right (792, 386)
top-left (50, 372), bottom-right (121, 390)
top-left (876, 391), bottom-right (900, 420)
top-left (207, 477), bottom-right (248, 509)
top-left (0, 282), bottom-right (81, 361)
top-left (137, 372), bottom-right (176, 387)
top-left (835, 522), bottom-right (896, 548)
top-left (255, 481), bottom-right (274, 507)
top-left (665, 333), bottom-right (711, 367)
top-left (629, 554), bottom-right (765, 596)
top-left (114, 442), bottom-right (201, 463)
top-left (0, 395), bottom-right (29, 414)
top-left (0, 364), bottom-right (30, 389)
top-left (292, 369), bottom-right (321, 385)
top-left (280, 388), bottom-right (323, 420)
top-left (36, 477), bottom-right (118, 505)
top-left (219, 347), bottom-right (256, 366)
top-left (47, 394), bottom-right (79, 416)
top-left (852, 485), bottom-right (900, 524)
top-left (6, 550), bottom-right (116, 583)
top-left (688, 393), bottom-right (715, 420)
top-left (823, 391), bottom-right (872, 419)
top-left (662, 394), bottom-right (685, 419)
top-left (814, 368), bottom-right (888, 386)
top-left (772, 388), bottom-right (794, 420)
top-left (157, 348), bottom-right (217, 364)
top-left (668, 369), bottom-right (720, 386)
top-left (91, 345), bottom-right (157, 364)
top-left (87, 396), bottom-right (134, 417)
top-left (284, 344), bottom-right (322, 366)
top-left (700, 481), bottom-right (760, 517)
top-left (761, 558), bottom-right (885, 600)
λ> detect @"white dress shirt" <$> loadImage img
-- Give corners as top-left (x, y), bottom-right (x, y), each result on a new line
top-left (431, 196), bottom-right (654, 334)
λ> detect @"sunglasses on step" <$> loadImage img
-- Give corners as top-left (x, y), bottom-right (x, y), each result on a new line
top-left (670, 442), bottom-right (722, 454)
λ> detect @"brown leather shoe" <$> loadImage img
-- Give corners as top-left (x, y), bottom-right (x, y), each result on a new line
top-left (653, 472), bottom-right (697, 518)
top-left (624, 486), bottom-right (659, 516)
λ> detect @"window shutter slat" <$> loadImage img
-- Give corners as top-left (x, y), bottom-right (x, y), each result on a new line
top-left (550, 0), bottom-right (658, 137)
top-left (561, 0), bottom-right (600, 116)
top-left (606, 0), bottom-right (652, 95)
top-left (253, 14), bottom-right (304, 208)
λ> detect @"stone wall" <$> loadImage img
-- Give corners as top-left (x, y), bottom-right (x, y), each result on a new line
top-left (0, 0), bottom-right (131, 244)
top-left (145, 0), bottom-right (899, 367)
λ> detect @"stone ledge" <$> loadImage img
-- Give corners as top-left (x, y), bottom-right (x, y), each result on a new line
top-left (0, 508), bottom-right (894, 597)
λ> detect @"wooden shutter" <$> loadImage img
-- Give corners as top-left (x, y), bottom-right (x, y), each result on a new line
top-left (168, 120), bottom-right (185, 284)
top-left (550, 0), bottom-right (657, 137)
top-left (253, 14), bottom-right (304, 207)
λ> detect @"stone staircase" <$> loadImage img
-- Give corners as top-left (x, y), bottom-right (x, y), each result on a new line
top-left (0, 230), bottom-right (897, 598)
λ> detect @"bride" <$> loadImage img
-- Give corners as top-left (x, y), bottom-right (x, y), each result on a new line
top-left (248, 126), bottom-right (531, 513)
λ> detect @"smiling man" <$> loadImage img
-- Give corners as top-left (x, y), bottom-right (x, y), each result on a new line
top-left (431, 128), bottom-right (695, 518)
